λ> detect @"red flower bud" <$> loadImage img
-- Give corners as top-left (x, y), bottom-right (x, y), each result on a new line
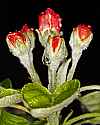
top-left (7, 32), bottom-right (26, 47)
top-left (21, 24), bottom-right (33, 33)
top-left (49, 36), bottom-right (62, 56)
top-left (38, 8), bottom-right (62, 33)
top-left (77, 24), bottom-right (92, 41)
top-left (51, 36), bottom-right (60, 49)
top-left (69, 24), bottom-right (93, 55)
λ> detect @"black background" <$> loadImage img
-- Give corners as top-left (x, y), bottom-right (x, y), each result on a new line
top-left (0, 0), bottom-right (99, 88)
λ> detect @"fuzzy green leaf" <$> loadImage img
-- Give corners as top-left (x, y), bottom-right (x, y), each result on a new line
top-left (30, 79), bottom-right (80, 118)
top-left (63, 113), bottom-right (100, 125)
top-left (73, 117), bottom-right (100, 125)
top-left (52, 79), bottom-right (80, 105)
top-left (0, 87), bottom-right (18, 98)
top-left (0, 87), bottom-right (22, 107)
top-left (0, 78), bottom-right (12, 88)
top-left (21, 83), bottom-right (52, 108)
top-left (30, 120), bottom-right (47, 125)
top-left (0, 110), bottom-right (30, 125)
top-left (80, 91), bottom-right (100, 113)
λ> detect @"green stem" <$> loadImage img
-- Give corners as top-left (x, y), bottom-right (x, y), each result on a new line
top-left (47, 68), bottom-right (60, 125)
top-left (67, 52), bottom-right (81, 81)
top-left (63, 113), bottom-right (100, 125)
top-left (67, 62), bottom-right (77, 81)
top-left (47, 112), bottom-right (60, 125)
top-left (28, 62), bottom-right (40, 83)
top-left (29, 52), bottom-right (41, 83)
top-left (20, 53), bottom-right (41, 83)
top-left (63, 110), bottom-right (73, 123)
top-left (48, 69), bottom-right (57, 93)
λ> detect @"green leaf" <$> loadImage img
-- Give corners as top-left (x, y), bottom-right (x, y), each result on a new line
top-left (80, 91), bottom-right (100, 113)
top-left (30, 79), bottom-right (80, 118)
top-left (0, 87), bottom-right (18, 98)
top-left (30, 120), bottom-right (47, 125)
top-left (63, 113), bottom-right (100, 125)
top-left (73, 117), bottom-right (100, 125)
top-left (21, 83), bottom-right (52, 108)
top-left (52, 79), bottom-right (80, 105)
top-left (0, 110), bottom-right (30, 125)
top-left (0, 78), bottom-right (12, 88)
top-left (0, 87), bottom-right (22, 107)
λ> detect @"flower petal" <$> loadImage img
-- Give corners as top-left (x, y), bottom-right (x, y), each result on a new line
top-left (7, 32), bottom-right (26, 48)
top-left (77, 24), bottom-right (92, 41)
top-left (38, 8), bottom-right (62, 34)
top-left (21, 24), bottom-right (33, 32)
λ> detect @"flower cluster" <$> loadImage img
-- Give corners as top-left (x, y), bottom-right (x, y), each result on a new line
top-left (6, 24), bottom-right (35, 56)
top-left (36, 8), bottom-right (62, 50)
top-left (5, 8), bottom-right (93, 85)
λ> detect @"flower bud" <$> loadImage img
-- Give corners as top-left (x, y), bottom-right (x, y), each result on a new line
top-left (6, 24), bottom-right (40, 83)
top-left (21, 24), bottom-right (35, 50)
top-left (48, 36), bottom-right (62, 56)
top-left (67, 24), bottom-right (93, 80)
top-left (6, 24), bottom-right (35, 57)
top-left (39, 8), bottom-right (62, 35)
top-left (36, 8), bottom-right (62, 47)
top-left (69, 24), bottom-right (93, 55)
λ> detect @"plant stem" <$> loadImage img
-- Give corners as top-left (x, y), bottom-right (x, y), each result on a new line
top-left (20, 53), bottom-right (40, 83)
top-left (63, 110), bottom-right (73, 123)
top-left (80, 85), bottom-right (100, 92)
top-left (48, 69), bottom-right (57, 92)
top-left (47, 112), bottom-right (60, 125)
top-left (47, 68), bottom-right (60, 125)
top-left (67, 53), bottom-right (81, 81)
top-left (67, 61), bottom-right (77, 81)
